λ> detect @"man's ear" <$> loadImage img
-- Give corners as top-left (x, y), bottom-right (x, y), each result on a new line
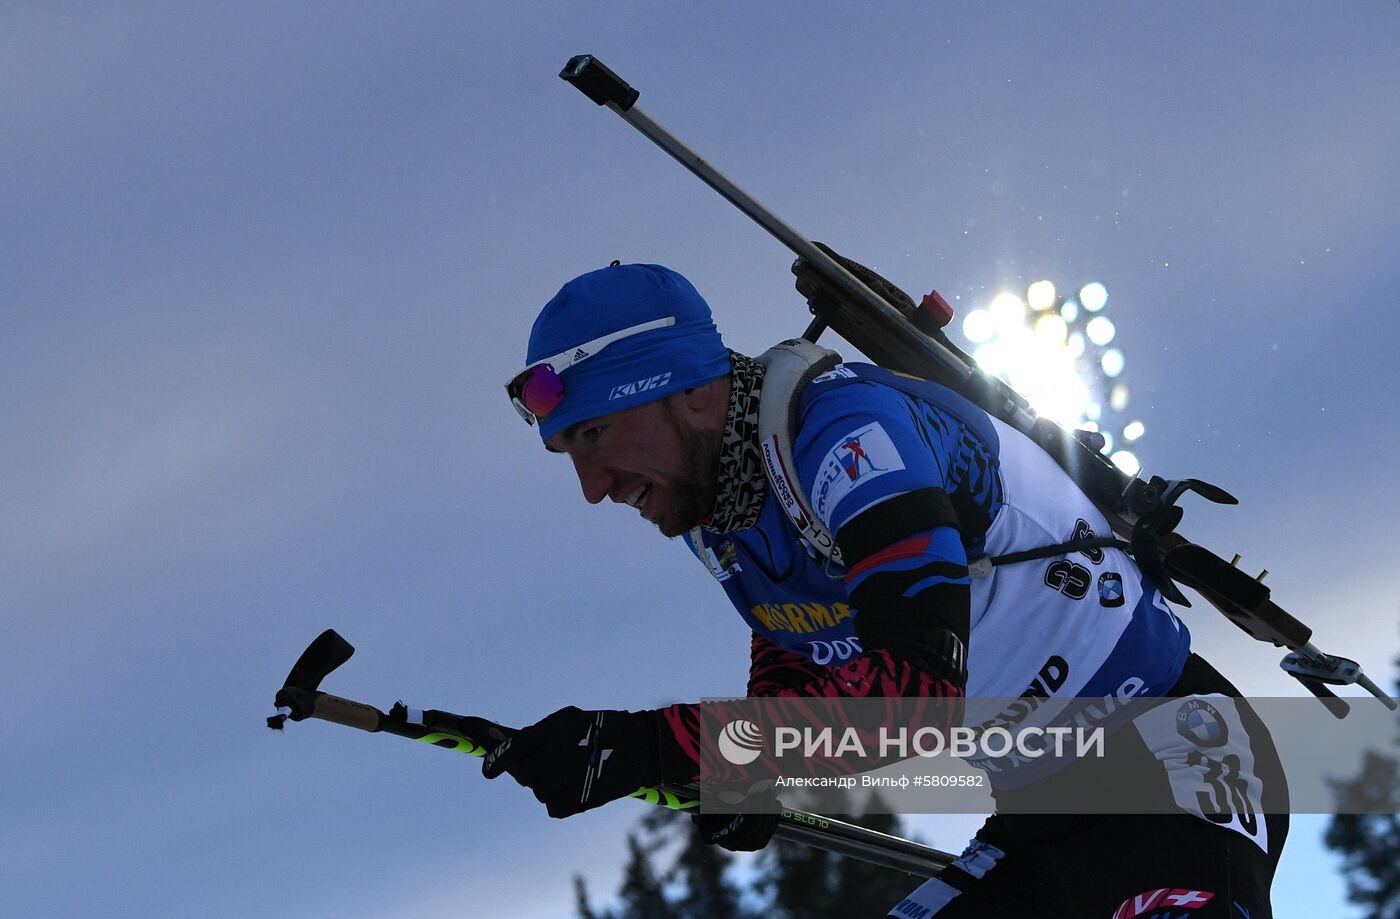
top-left (679, 376), bottom-right (730, 427)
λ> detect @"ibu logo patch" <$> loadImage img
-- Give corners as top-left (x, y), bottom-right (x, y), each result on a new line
top-left (609, 372), bottom-right (671, 400)
top-left (810, 423), bottom-right (904, 522)
top-left (811, 365), bottom-right (858, 384)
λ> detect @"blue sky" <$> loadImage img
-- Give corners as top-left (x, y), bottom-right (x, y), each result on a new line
top-left (3, 4), bottom-right (1398, 916)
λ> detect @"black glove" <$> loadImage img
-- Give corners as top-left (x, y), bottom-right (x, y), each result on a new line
top-left (692, 810), bottom-right (779, 852)
top-left (482, 706), bottom-right (662, 818)
top-left (692, 781), bottom-right (781, 852)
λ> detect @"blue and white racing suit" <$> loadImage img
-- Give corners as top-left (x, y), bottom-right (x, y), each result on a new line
top-left (681, 362), bottom-right (1284, 918)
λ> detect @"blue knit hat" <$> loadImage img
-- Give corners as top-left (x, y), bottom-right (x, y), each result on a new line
top-left (523, 263), bottom-right (731, 442)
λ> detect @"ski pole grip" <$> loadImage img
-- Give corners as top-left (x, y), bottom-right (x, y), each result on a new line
top-left (560, 55), bottom-right (639, 110)
top-left (276, 686), bottom-right (383, 732)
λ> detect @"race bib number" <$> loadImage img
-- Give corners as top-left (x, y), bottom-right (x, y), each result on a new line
top-left (1132, 695), bottom-right (1269, 853)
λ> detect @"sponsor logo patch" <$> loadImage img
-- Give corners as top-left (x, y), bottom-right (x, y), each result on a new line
top-left (1176, 699), bottom-right (1228, 748)
top-left (951, 839), bottom-right (1005, 880)
top-left (806, 636), bottom-right (862, 665)
top-left (1114, 888), bottom-right (1216, 919)
top-left (971, 655), bottom-right (1070, 734)
top-left (890, 900), bottom-right (932, 918)
top-left (811, 364), bottom-right (858, 384)
top-left (702, 540), bottom-right (742, 582)
top-left (1098, 572), bottom-right (1125, 607)
top-left (810, 422), bottom-right (904, 521)
top-left (750, 601), bottom-right (852, 636)
top-left (608, 372), bottom-right (672, 400)
top-left (762, 435), bottom-right (838, 557)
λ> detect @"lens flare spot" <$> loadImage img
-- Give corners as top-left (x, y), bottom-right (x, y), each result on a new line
top-left (1110, 450), bottom-right (1141, 475)
top-left (1080, 282), bottom-right (1108, 311)
top-left (1101, 348), bottom-right (1125, 377)
top-left (962, 308), bottom-right (996, 344)
top-left (1035, 314), bottom-right (1069, 344)
top-left (1109, 383), bottom-right (1131, 412)
top-left (1086, 316), bottom-right (1117, 346)
top-left (990, 292), bottom-right (1026, 333)
top-left (1027, 279), bottom-right (1057, 311)
top-left (973, 343), bottom-right (1005, 376)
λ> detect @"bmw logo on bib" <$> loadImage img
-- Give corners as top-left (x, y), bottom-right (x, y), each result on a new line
top-left (1098, 571), bottom-right (1125, 608)
top-left (1175, 699), bottom-right (1228, 748)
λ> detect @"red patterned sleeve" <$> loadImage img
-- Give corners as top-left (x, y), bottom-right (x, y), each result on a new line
top-left (658, 644), bottom-right (962, 785)
top-left (747, 632), bottom-right (829, 697)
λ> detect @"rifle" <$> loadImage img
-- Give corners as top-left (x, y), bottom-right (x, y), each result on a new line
top-left (558, 54), bottom-right (1396, 717)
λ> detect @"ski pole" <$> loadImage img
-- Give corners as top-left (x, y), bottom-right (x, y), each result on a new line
top-left (268, 630), bottom-right (955, 877)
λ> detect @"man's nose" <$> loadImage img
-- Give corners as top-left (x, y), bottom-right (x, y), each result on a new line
top-left (570, 454), bottom-right (614, 505)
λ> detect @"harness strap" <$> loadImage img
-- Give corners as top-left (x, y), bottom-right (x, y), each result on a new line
top-left (755, 339), bottom-right (846, 566)
top-left (694, 343), bottom-right (1135, 585)
top-left (968, 536), bottom-right (1131, 578)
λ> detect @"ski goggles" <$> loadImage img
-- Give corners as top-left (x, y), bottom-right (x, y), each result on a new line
top-left (505, 316), bottom-right (676, 426)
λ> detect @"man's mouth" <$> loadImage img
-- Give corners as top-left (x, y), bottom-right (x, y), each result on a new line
top-left (625, 484), bottom-right (652, 515)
